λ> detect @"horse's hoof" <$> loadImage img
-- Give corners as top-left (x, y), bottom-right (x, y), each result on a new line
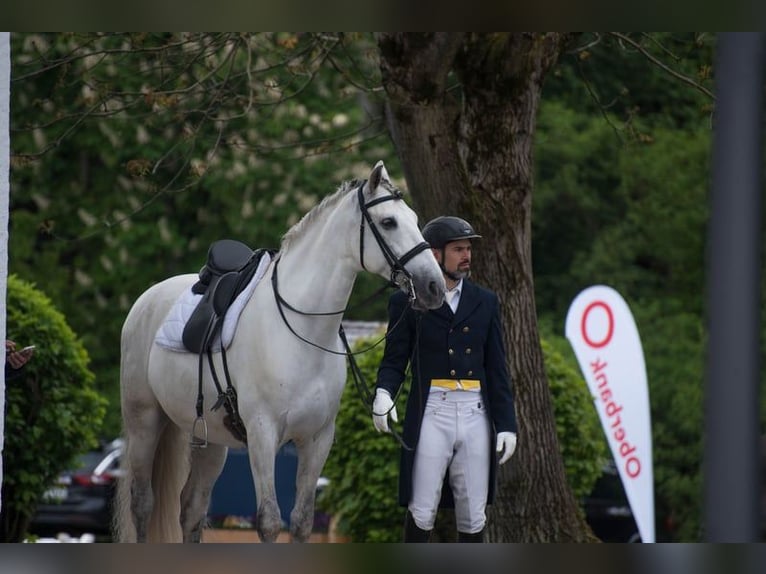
top-left (290, 531), bottom-right (310, 543)
top-left (257, 530), bottom-right (280, 543)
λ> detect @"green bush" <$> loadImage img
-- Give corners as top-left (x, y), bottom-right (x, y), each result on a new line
top-left (319, 332), bottom-right (606, 542)
top-left (1, 275), bottom-right (107, 542)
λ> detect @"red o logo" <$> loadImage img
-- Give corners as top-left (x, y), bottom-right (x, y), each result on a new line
top-left (581, 301), bottom-right (614, 349)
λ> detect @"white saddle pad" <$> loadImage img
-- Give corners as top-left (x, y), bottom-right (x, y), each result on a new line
top-left (154, 251), bottom-right (272, 353)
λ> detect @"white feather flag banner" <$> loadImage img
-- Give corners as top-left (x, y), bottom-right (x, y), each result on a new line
top-left (566, 285), bottom-right (655, 543)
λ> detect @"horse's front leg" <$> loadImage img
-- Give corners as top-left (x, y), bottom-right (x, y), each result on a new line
top-left (290, 423), bottom-right (335, 542)
top-left (247, 431), bottom-right (282, 542)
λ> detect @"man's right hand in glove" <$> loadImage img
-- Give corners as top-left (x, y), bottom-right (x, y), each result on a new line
top-left (372, 388), bottom-right (398, 433)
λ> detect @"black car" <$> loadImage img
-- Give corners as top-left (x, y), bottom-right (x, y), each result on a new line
top-left (583, 461), bottom-right (641, 542)
top-left (30, 440), bottom-right (123, 538)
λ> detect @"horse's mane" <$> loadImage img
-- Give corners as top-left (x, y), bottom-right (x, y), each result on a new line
top-left (279, 178), bottom-right (362, 253)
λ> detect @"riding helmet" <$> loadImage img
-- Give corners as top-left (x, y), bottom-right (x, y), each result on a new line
top-left (421, 216), bottom-right (482, 249)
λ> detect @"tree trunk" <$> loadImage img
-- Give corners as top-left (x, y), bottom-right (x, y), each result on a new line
top-left (379, 32), bottom-right (595, 542)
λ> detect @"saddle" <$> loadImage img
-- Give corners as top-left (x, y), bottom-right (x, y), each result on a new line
top-left (183, 239), bottom-right (275, 448)
top-left (182, 239), bottom-right (270, 354)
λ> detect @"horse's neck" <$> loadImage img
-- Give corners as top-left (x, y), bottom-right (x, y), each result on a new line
top-left (274, 204), bottom-right (358, 333)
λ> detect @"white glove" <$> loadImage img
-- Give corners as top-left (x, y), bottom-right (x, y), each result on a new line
top-left (496, 431), bottom-right (517, 465)
top-left (372, 388), bottom-right (398, 433)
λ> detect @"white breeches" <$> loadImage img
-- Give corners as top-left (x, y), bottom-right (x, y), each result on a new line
top-left (409, 390), bottom-right (491, 534)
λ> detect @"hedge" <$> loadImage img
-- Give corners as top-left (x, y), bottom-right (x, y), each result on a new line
top-left (2, 275), bottom-right (107, 541)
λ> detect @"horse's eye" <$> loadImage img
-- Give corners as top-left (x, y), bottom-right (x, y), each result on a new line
top-left (381, 217), bottom-right (397, 230)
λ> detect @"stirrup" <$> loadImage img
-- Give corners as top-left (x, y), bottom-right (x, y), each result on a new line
top-left (190, 416), bottom-right (208, 448)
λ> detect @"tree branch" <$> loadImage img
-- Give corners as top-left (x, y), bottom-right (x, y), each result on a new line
top-left (609, 32), bottom-right (715, 101)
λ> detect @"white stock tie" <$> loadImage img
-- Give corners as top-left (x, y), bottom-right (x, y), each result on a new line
top-left (446, 288), bottom-right (460, 313)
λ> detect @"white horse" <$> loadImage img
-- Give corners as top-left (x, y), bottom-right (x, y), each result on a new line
top-left (114, 161), bottom-right (445, 542)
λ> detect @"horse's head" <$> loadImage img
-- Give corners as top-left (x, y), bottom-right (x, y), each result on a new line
top-left (358, 161), bottom-right (446, 311)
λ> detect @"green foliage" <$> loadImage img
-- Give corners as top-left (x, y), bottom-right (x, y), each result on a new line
top-left (533, 100), bottom-right (627, 321)
top-left (2, 275), bottom-right (107, 542)
top-left (541, 337), bottom-right (608, 500)
top-left (534, 93), bottom-right (712, 540)
top-left (631, 301), bottom-right (705, 541)
top-left (319, 333), bottom-right (606, 542)
top-left (546, 33), bottom-right (715, 131)
top-left (567, 126), bottom-right (710, 315)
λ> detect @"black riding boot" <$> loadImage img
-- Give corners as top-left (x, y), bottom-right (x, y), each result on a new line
top-left (457, 528), bottom-right (485, 543)
top-left (403, 511), bottom-right (432, 542)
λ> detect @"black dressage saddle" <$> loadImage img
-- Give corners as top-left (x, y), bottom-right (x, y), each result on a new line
top-left (182, 239), bottom-right (272, 354)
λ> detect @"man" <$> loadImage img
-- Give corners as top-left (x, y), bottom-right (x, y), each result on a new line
top-left (372, 215), bottom-right (518, 543)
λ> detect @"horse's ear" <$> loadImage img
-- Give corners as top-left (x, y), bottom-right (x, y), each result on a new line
top-left (367, 160), bottom-right (389, 194)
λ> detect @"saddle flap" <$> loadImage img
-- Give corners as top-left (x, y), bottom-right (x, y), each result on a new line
top-left (212, 272), bottom-right (239, 316)
top-left (182, 273), bottom-right (237, 354)
top-left (182, 297), bottom-right (215, 354)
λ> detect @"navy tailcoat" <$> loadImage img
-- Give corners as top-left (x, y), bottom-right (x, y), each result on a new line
top-left (376, 279), bottom-right (517, 508)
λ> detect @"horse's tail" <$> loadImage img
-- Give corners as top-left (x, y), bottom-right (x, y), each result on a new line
top-left (113, 425), bottom-right (190, 542)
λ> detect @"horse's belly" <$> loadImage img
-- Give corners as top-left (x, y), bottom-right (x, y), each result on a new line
top-left (250, 370), bottom-right (347, 442)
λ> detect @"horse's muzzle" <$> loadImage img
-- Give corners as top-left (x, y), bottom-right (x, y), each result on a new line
top-left (408, 278), bottom-right (445, 311)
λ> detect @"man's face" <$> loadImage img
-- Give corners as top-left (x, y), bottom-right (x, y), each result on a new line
top-left (433, 239), bottom-right (472, 279)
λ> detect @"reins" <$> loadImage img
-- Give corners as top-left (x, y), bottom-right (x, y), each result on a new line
top-left (343, 310), bottom-right (424, 452)
top-left (274, 282), bottom-right (409, 361)
top-left (271, 254), bottom-right (396, 356)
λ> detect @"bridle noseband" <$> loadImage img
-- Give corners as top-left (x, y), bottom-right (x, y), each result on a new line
top-left (357, 182), bottom-right (430, 302)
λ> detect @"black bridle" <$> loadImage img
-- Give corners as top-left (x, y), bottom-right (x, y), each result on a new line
top-left (356, 183), bottom-right (431, 296)
top-left (271, 181), bottom-right (430, 354)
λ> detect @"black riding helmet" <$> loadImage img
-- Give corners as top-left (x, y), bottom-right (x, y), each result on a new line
top-left (422, 216), bottom-right (481, 281)
top-left (421, 216), bottom-right (482, 248)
